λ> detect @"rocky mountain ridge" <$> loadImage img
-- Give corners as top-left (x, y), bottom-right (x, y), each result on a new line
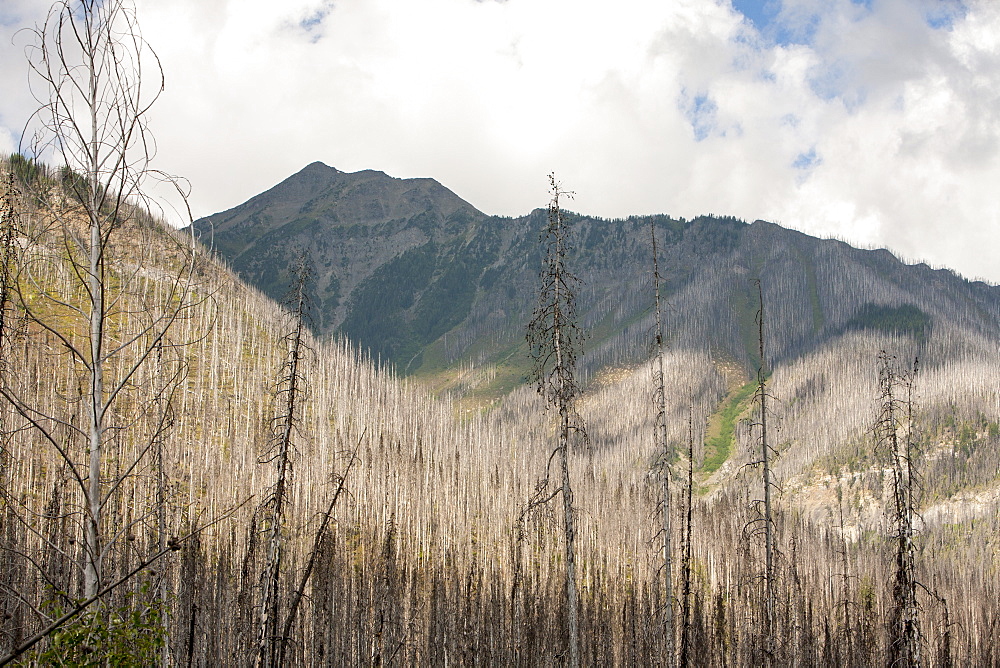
top-left (193, 162), bottom-right (1000, 402)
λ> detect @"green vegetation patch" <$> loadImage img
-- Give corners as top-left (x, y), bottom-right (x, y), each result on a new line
top-left (795, 246), bottom-right (825, 334)
top-left (731, 282), bottom-right (764, 372)
top-left (702, 381), bottom-right (757, 473)
top-left (339, 242), bottom-right (437, 364)
top-left (844, 303), bottom-right (931, 340)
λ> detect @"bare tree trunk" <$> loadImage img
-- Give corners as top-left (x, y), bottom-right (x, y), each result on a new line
top-left (85, 180), bottom-right (106, 599)
top-left (258, 260), bottom-right (310, 668)
top-left (154, 341), bottom-right (173, 667)
top-left (526, 174), bottom-right (585, 667)
top-left (0, 171), bottom-right (17, 361)
top-left (877, 352), bottom-right (921, 667)
top-left (0, 170), bottom-right (17, 502)
top-left (679, 406), bottom-right (695, 668)
top-left (751, 279), bottom-right (776, 664)
top-left (558, 401), bottom-right (579, 667)
top-left (835, 485), bottom-right (854, 665)
top-left (650, 221), bottom-right (675, 667)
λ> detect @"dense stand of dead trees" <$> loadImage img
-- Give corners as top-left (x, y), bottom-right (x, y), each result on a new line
top-left (0, 3), bottom-right (999, 665)
top-left (3, 152), bottom-right (1000, 664)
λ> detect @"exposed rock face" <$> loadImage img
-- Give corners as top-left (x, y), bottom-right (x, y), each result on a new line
top-left (193, 163), bottom-right (1000, 385)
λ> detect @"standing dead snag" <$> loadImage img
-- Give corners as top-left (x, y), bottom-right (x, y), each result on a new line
top-left (679, 405), bottom-right (695, 668)
top-left (257, 257), bottom-right (312, 668)
top-left (0, 171), bottom-right (18, 364)
top-left (834, 485), bottom-right (856, 664)
top-left (525, 173), bottom-right (585, 667)
top-left (874, 351), bottom-right (921, 667)
top-left (743, 279), bottom-right (777, 664)
top-left (650, 221), bottom-right (675, 667)
top-left (0, 169), bottom-right (19, 461)
top-left (0, 171), bottom-right (20, 625)
top-left (0, 1), bottom-right (197, 661)
top-left (277, 430), bottom-right (363, 667)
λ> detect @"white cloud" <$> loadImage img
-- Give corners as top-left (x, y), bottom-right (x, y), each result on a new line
top-left (0, 126), bottom-right (14, 156)
top-left (0, 0), bottom-right (998, 282)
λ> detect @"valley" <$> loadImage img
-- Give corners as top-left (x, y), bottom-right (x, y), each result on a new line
top-left (2, 155), bottom-right (999, 665)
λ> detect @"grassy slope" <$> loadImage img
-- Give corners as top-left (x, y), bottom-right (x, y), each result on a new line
top-left (702, 380), bottom-right (757, 473)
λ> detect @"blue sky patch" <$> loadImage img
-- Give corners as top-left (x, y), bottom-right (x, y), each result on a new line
top-left (732, 0), bottom-right (817, 46)
top-left (925, 1), bottom-right (967, 30)
top-left (793, 147), bottom-right (820, 170)
top-left (732, 0), bottom-right (780, 31)
top-left (298, 2), bottom-right (335, 43)
top-left (685, 93), bottom-right (718, 142)
top-left (733, 1), bottom-right (882, 47)
top-left (0, 11), bottom-right (23, 28)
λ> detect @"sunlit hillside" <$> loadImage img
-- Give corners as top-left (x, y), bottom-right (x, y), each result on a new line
top-left (2, 155), bottom-right (1000, 666)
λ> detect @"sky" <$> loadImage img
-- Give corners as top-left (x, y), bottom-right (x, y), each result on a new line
top-left (1, 0), bottom-right (998, 282)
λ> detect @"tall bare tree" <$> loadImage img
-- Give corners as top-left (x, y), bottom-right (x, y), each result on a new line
top-left (744, 278), bottom-right (777, 664)
top-left (0, 171), bottom-right (19, 361)
top-left (525, 173), bottom-right (586, 667)
top-left (0, 1), bottom-right (198, 659)
top-left (874, 351), bottom-right (921, 667)
top-left (679, 405), bottom-right (695, 668)
top-left (650, 221), bottom-right (675, 667)
top-left (258, 258), bottom-right (312, 668)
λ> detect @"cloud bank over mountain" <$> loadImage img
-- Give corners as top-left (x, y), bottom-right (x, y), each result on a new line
top-left (1, 0), bottom-right (997, 281)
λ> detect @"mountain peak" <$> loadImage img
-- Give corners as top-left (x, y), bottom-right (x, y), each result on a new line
top-left (196, 164), bottom-right (480, 237)
top-left (195, 164), bottom-right (1000, 385)
top-left (300, 160), bottom-right (339, 174)
top-left (192, 164), bottom-right (487, 332)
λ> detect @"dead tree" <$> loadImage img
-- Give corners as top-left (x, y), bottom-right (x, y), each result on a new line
top-left (257, 258), bottom-right (311, 668)
top-left (525, 173), bottom-right (586, 667)
top-left (743, 279), bottom-right (777, 664)
top-left (834, 485), bottom-right (856, 665)
top-left (650, 221), bottom-right (675, 667)
top-left (277, 431), bottom-right (363, 667)
top-left (874, 351), bottom-right (921, 667)
top-left (0, 168), bottom-right (19, 465)
top-left (0, 170), bottom-right (18, 362)
top-left (0, 169), bottom-right (21, 648)
top-left (679, 405), bottom-right (695, 668)
top-left (15, 0), bottom-right (196, 599)
top-left (0, 1), bottom-right (198, 658)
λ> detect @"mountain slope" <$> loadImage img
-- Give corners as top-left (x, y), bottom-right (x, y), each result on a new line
top-left (193, 164), bottom-right (1000, 402)
top-left (6, 156), bottom-right (1000, 665)
top-left (194, 162), bottom-right (491, 361)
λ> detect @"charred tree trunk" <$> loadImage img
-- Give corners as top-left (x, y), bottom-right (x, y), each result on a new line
top-left (526, 174), bottom-right (586, 667)
top-left (258, 261), bottom-right (311, 668)
top-left (679, 406), bottom-right (695, 668)
top-left (650, 221), bottom-right (675, 667)
top-left (876, 352), bottom-right (921, 668)
top-left (745, 279), bottom-right (777, 665)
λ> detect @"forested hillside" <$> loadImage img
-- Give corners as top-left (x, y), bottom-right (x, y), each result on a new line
top-left (194, 163), bottom-right (1000, 411)
top-left (4, 154), bottom-right (1000, 666)
top-left (1, 3), bottom-right (999, 663)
